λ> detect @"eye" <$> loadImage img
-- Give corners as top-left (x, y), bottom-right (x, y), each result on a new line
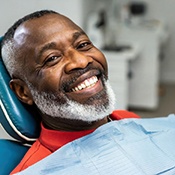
top-left (77, 41), bottom-right (92, 50)
top-left (44, 55), bottom-right (62, 66)
top-left (46, 56), bottom-right (59, 62)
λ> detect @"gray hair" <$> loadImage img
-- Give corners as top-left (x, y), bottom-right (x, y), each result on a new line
top-left (1, 39), bottom-right (22, 77)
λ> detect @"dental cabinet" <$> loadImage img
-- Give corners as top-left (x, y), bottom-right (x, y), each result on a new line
top-left (103, 44), bottom-right (140, 110)
top-left (116, 21), bottom-right (169, 110)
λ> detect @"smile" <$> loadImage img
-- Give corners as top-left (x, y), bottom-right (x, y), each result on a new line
top-left (71, 76), bottom-right (98, 92)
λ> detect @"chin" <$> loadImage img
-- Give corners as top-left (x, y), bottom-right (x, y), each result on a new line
top-left (57, 80), bottom-right (116, 122)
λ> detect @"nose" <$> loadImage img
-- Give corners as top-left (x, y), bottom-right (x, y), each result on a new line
top-left (64, 50), bottom-right (93, 73)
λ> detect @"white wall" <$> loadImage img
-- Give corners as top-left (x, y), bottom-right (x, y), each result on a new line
top-left (142, 0), bottom-right (175, 83)
top-left (0, 0), bottom-right (84, 36)
top-left (122, 0), bottom-right (175, 83)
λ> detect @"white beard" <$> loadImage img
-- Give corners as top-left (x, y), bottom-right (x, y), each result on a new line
top-left (27, 80), bottom-right (116, 122)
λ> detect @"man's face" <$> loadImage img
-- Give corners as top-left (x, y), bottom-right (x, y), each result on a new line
top-left (13, 14), bottom-right (115, 122)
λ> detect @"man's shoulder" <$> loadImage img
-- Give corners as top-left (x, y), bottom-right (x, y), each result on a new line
top-left (10, 140), bottom-right (51, 174)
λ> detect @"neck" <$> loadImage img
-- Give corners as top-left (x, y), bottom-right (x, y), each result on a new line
top-left (41, 115), bottom-right (108, 131)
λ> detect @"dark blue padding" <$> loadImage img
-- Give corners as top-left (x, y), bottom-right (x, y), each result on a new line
top-left (0, 139), bottom-right (29, 175)
top-left (0, 36), bottom-right (40, 142)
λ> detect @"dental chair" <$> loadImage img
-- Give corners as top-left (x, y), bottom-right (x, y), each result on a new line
top-left (0, 37), bottom-right (41, 175)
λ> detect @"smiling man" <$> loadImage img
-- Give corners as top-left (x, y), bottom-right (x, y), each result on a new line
top-left (1, 10), bottom-right (139, 174)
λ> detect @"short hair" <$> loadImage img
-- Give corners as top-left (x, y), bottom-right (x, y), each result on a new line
top-left (1, 10), bottom-right (59, 78)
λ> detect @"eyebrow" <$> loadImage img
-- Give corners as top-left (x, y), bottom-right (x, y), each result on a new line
top-left (38, 42), bottom-right (57, 60)
top-left (72, 31), bottom-right (86, 43)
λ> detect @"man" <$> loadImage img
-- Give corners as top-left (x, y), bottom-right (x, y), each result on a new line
top-left (1, 10), bottom-right (139, 174)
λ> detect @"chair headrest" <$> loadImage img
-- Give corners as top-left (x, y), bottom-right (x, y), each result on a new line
top-left (0, 36), bottom-right (40, 142)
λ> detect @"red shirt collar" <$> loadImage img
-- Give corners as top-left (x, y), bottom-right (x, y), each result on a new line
top-left (39, 123), bottom-right (95, 152)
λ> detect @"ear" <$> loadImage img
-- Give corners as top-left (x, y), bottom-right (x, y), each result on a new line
top-left (10, 79), bottom-right (34, 105)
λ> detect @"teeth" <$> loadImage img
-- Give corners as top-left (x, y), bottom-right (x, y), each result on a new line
top-left (81, 83), bottom-right (86, 88)
top-left (78, 85), bottom-right (82, 90)
top-left (85, 80), bottom-right (90, 86)
top-left (72, 76), bottom-right (98, 92)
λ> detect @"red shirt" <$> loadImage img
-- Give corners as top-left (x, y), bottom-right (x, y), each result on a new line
top-left (11, 110), bottom-right (139, 174)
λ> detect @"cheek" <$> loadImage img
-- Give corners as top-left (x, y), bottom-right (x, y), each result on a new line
top-left (92, 47), bottom-right (107, 67)
top-left (101, 52), bottom-right (108, 71)
top-left (36, 68), bottom-right (63, 92)
top-left (94, 51), bottom-right (108, 75)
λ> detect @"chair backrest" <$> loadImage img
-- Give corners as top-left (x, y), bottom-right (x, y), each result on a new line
top-left (0, 139), bottom-right (30, 175)
top-left (0, 37), bottom-right (40, 142)
top-left (0, 37), bottom-right (41, 174)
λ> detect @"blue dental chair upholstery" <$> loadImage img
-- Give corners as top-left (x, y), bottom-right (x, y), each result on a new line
top-left (0, 37), bottom-right (41, 175)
